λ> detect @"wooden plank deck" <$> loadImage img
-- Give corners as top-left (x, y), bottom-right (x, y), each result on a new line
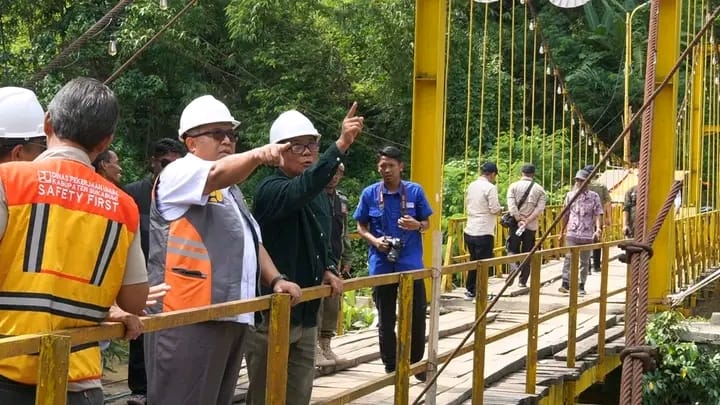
top-left (103, 248), bottom-right (627, 404)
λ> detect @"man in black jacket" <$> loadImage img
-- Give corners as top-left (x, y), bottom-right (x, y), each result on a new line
top-left (122, 138), bottom-right (184, 405)
top-left (246, 104), bottom-right (363, 405)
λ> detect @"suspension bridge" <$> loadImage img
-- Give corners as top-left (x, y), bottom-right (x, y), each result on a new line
top-left (2, 0), bottom-right (720, 404)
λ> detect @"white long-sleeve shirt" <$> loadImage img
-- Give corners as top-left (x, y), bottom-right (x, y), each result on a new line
top-left (464, 176), bottom-right (502, 236)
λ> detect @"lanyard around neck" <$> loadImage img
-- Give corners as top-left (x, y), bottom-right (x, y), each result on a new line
top-left (378, 182), bottom-right (407, 216)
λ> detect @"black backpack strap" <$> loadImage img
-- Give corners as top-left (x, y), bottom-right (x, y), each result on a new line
top-left (517, 179), bottom-right (535, 209)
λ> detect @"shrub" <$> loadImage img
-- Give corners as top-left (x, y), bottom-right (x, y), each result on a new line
top-left (643, 311), bottom-right (720, 404)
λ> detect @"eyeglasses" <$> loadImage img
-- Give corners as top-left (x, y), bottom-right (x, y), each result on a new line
top-left (186, 129), bottom-right (238, 143)
top-left (288, 142), bottom-right (320, 155)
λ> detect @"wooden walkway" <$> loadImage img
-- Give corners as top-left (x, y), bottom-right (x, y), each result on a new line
top-left (103, 248), bottom-right (627, 404)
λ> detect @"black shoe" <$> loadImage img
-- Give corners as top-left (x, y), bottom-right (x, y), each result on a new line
top-left (464, 291), bottom-right (476, 300)
top-left (518, 282), bottom-right (527, 288)
top-left (619, 253), bottom-right (628, 263)
top-left (415, 372), bottom-right (427, 382)
top-left (385, 366), bottom-right (395, 374)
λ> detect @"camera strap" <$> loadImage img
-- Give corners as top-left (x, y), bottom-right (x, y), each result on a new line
top-left (377, 182), bottom-right (409, 239)
top-left (377, 182), bottom-right (408, 216)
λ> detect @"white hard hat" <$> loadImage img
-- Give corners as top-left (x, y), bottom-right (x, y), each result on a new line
top-left (178, 95), bottom-right (240, 140)
top-left (0, 87), bottom-right (46, 139)
top-left (269, 110), bottom-right (321, 144)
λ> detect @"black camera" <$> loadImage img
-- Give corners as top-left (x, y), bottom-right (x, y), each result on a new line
top-left (384, 237), bottom-right (403, 263)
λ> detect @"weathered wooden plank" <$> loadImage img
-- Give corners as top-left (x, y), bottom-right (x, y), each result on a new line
top-left (553, 325), bottom-right (625, 361)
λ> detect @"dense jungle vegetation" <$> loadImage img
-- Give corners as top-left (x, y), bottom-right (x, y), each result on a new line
top-left (0, 0), bottom-right (649, 209)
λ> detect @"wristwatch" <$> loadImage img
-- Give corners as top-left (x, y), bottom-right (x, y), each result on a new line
top-left (270, 274), bottom-right (289, 290)
top-left (325, 265), bottom-right (341, 278)
top-left (418, 223), bottom-right (426, 234)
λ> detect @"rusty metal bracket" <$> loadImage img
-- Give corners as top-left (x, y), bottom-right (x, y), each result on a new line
top-left (620, 345), bottom-right (660, 372)
top-left (617, 241), bottom-right (654, 263)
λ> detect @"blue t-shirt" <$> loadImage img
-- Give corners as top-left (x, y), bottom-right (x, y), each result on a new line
top-left (353, 181), bottom-right (433, 275)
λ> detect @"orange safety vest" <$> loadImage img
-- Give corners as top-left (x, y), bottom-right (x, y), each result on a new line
top-left (0, 158), bottom-right (139, 385)
top-left (148, 186), bottom-right (257, 313)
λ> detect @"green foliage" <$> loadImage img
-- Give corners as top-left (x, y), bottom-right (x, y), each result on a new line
top-left (643, 311), bottom-right (720, 404)
top-left (441, 125), bottom-right (580, 222)
top-left (341, 289), bottom-right (375, 331)
top-left (101, 339), bottom-right (129, 373)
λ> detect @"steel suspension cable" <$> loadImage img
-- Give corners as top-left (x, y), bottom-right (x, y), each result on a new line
top-left (478, 2), bottom-right (491, 164)
top-left (413, 5), bottom-right (720, 403)
top-left (462, 0), bottom-right (475, 205)
top-left (570, 105), bottom-right (575, 177)
top-left (25, 0), bottom-right (135, 88)
top-left (551, 70), bottom-right (558, 189)
top-left (496, 0), bottom-right (504, 165)
top-left (561, 92), bottom-right (567, 185)
top-left (105, 0), bottom-right (197, 85)
top-left (621, 0), bottom-right (659, 397)
top-left (541, 51), bottom-right (548, 185)
top-left (522, 2), bottom-right (529, 163)
top-left (509, 0), bottom-right (517, 165)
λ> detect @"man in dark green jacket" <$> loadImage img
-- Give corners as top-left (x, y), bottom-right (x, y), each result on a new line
top-left (246, 103), bottom-right (363, 405)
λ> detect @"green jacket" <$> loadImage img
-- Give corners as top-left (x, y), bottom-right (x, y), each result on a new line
top-left (253, 143), bottom-right (344, 327)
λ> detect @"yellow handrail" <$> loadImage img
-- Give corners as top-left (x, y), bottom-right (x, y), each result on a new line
top-left (2, 211), bottom-right (719, 405)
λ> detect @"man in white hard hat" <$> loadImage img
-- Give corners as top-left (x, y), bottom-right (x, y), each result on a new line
top-left (0, 87), bottom-right (47, 163)
top-left (145, 95), bottom-right (302, 405)
top-left (246, 103), bottom-right (363, 405)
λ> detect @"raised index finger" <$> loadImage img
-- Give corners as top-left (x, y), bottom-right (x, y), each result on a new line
top-left (345, 101), bottom-right (358, 118)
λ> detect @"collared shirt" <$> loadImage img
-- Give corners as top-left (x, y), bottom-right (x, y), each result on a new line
top-left (353, 180), bottom-right (433, 275)
top-left (589, 182), bottom-right (611, 205)
top-left (327, 190), bottom-right (351, 266)
top-left (155, 152), bottom-right (259, 325)
top-left (507, 176), bottom-right (547, 231)
top-left (124, 176), bottom-right (152, 258)
top-left (464, 176), bottom-right (502, 236)
top-left (564, 188), bottom-right (603, 242)
top-left (253, 143), bottom-right (344, 327)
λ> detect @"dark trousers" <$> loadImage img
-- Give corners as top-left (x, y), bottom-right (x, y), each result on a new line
top-left (506, 229), bottom-right (537, 285)
top-left (373, 279), bottom-right (427, 372)
top-left (0, 376), bottom-right (103, 405)
top-left (464, 233), bottom-right (495, 294)
top-left (592, 248), bottom-right (602, 272)
top-left (128, 333), bottom-right (147, 395)
top-left (145, 321), bottom-right (247, 405)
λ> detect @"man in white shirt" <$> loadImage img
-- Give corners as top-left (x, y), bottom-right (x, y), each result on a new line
top-left (463, 162), bottom-right (503, 299)
top-left (145, 95), bottom-right (302, 405)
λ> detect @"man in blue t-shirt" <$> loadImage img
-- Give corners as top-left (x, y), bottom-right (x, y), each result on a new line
top-left (354, 146), bottom-right (433, 382)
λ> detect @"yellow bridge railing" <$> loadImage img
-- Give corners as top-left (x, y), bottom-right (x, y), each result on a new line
top-left (442, 203), bottom-right (626, 291)
top-left (1, 240), bottom-right (629, 405)
top-left (674, 210), bottom-right (720, 293)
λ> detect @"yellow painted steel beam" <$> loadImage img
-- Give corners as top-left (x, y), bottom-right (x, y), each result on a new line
top-left (647, 0), bottom-right (681, 310)
top-left (689, 44), bottom-right (705, 208)
top-left (471, 262), bottom-right (489, 404)
top-left (573, 354), bottom-right (622, 397)
top-left (410, 0), bottom-right (448, 301)
top-left (526, 255), bottom-right (541, 394)
top-left (567, 248), bottom-right (579, 368)
top-left (36, 334), bottom-right (70, 405)
top-left (266, 294), bottom-right (291, 404)
top-left (536, 354), bottom-right (622, 404)
top-left (395, 273), bottom-right (414, 404)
